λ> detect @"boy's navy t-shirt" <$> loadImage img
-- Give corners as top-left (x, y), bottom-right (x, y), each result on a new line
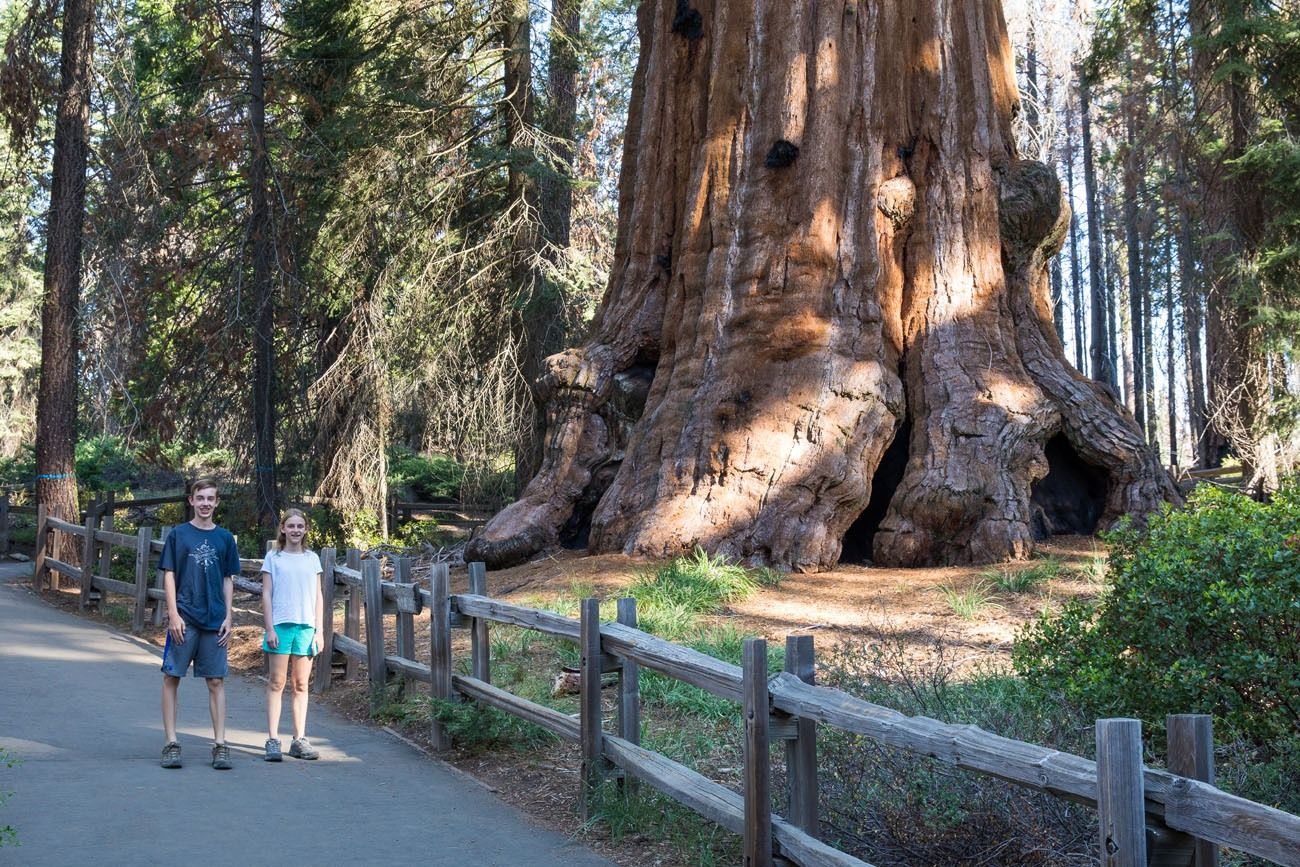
top-left (159, 523), bottom-right (241, 630)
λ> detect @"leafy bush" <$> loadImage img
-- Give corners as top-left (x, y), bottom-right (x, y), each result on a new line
top-left (387, 447), bottom-right (464, 501)
top-left (1014, 482), bottom-right (1300, 744)
top-left (0, 444), bottom-right (34, 488)
top-left (75, 436), bottom-right (142, 492)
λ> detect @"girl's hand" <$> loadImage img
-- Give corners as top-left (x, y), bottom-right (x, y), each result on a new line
top-left (311, 634), bottom-right (322, 656)
top-left (265, 627), bottom-right (279, 650)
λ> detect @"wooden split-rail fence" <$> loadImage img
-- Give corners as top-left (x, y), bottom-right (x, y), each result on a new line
top-left (29, 512), bottom-right (1300, 867)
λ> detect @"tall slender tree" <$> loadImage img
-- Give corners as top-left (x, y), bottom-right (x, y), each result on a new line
top-left (36, 0), bottom-right (95, 562)
top-left (248, 0), bottom-right (279, 531)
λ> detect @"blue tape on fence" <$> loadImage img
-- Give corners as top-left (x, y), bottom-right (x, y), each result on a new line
top-left (35, 473), bottom-right (70, 480)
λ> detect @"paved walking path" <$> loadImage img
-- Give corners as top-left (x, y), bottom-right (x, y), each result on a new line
top-left (0, 561), bottom-right (614, 866)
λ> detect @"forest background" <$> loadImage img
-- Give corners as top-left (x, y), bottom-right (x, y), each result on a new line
top-left (1, 0), bottom-right (1298, 550)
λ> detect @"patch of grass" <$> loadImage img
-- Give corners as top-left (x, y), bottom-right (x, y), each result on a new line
top-left (585, 779), bottom-right (736, 866)
top-left (938, 579), bottom-right (1002, 619)
top-left (988, 558), bottom-right (1061, 594)
top-left (423, 696), bottom-right (557, 755)
top-left (630, 548), bottom-right (775, 614)
top-left (628, 548), bottom-right (781, 641)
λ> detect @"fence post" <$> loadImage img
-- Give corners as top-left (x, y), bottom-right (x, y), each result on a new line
top-left (468, 561), bottom-right (490, 683)
top-left (1, 491), bottom-right (9, 558)
top-left (616, 597), bottom-right (641, 797)
top-left (97, 491), bottom-right (115, 585)
top-left (312, 547), bottom-right (336, 695)
top-left (132, 526), bottom-right (151, 633)
top-left (152, 526), bottom-right (170, 626)
top-left (742, 638), bottom-right (773, 867)
top-left (34, 504), bottom-right (48, 589)
top-left (579, 597), bottom-right (606, 821)
top-left (395, 557), bottom-right (415, 656)
top-left (1097, 718), bottom-right (1148, 867)
top-left (784, 634), bottom-right (819, 838)
top-left (429, 562), bottom-right (452, 751)
top-left (343, 548), bottom-right (361, 680)
top-left (1166, 714), bottom-right (1218, 867)
top-left (79, 514), bottom-right (96, 610)
top-left (362, 557), bottom-right (386, 713)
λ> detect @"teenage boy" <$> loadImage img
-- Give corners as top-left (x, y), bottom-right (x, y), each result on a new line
top-left (159, 478), bottom-right (241, 770)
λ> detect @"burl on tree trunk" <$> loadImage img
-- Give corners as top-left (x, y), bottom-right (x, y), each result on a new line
top-left (467, 0), bottom-right (1178, 571)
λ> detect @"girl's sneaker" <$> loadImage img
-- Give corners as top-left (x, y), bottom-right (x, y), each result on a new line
top-left (160, 741), bottom-right (182, 769)
top-left (289, 737), bottom-right (319, 760)
top-left (264, 738), bottom-right (282, 762)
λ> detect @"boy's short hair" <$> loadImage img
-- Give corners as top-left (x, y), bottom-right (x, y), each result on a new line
top-left (189, 477), bottom-right (220, 497)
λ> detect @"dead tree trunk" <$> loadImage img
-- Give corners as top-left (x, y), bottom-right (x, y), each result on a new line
top-left (468, 0), bottom-right (1178, 571)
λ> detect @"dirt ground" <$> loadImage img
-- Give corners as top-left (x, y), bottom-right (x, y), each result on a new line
top-left (21, 534), bottom-right (1107, 867)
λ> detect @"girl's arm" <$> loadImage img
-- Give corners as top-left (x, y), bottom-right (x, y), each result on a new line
top-left (261, 570), bottom-right (279, 649)
top-left (312, 573), bottom-right (325, 655)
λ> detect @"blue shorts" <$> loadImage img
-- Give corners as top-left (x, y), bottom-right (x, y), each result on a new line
top-left (264, 623), bottom-right (317, 656)
top-left (161, 625), bottom-right (228, 679)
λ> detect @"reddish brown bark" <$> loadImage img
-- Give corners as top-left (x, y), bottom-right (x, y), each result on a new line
top-left (36, 0), bottom-right (95, 565)
top-left (468, 0), bottom-right (1177, 571)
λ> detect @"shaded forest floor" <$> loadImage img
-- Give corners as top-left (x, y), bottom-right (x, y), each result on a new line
top-left (26, 534), bottom-right (1107, 867)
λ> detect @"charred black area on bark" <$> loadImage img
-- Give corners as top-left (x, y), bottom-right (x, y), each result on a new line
top-left (557, 362), bottom-right (656, 549)
top-left (1030, 434), bottom-right (1109, 537)
top-left (560, 463), bottom-right (617, 549)
top-left (840, 419), bottom-right (911, 564)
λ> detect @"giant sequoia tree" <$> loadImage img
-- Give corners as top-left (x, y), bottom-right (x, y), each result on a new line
top-left (473, 1), bottom-right (1179, 571)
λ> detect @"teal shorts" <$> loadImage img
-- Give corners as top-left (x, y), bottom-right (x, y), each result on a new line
top-left (264, 623), bottom-right (317, 656)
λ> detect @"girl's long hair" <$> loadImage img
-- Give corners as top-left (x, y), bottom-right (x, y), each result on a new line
top-left (274, 508), bottom-right (310, 552)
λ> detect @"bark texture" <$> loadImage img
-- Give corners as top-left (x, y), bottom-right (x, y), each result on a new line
top-left (468, 0), bottom-right (1177, 571)
top-left (36, 0), bottom-right (95, 561)
top-left (249, 0), bottom-right (279, 532)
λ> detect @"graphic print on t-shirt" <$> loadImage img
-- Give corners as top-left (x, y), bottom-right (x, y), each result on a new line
top-left (190, 541), bottom-right (220, 571)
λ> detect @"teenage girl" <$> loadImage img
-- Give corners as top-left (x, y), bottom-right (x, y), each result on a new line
top-left (261, 508), bottom-right (324, 761)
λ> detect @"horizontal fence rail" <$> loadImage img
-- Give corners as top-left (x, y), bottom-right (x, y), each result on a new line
top-left (26, 513), bottom-right (1300, 867)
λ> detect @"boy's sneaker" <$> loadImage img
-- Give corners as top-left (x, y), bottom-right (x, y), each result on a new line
top-left (264, 738), bottom-right (282, 762)
top-left (289, 737), bottom-right (319, 760)
top-left (210, 743), bottom-right (233, 770)
top-left (160, 741), bottom-right (182, 769)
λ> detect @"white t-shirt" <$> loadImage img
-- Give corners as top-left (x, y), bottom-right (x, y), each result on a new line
top-left (262, 549), bottom-right (322, 626)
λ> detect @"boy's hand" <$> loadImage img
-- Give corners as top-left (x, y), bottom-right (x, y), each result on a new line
top-left (217, 617), bottom-right (232, 647)
top-left (168, 613), bottom-right (186, 644)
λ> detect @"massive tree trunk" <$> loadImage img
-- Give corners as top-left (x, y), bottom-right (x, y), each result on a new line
top-left (36, 0), bottom-right (95, 564)
top-left (468, 0), bottom-right (1177, 571)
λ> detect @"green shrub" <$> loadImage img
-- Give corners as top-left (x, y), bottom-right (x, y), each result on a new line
top-left (75, 436), bottom-right (142, 492)
top-left (388, 447), bottom-right (464, 501)
top-left (1013, 482), bottom-right (1300, 744)
top-left (0, 444), bottom-right (34, 488)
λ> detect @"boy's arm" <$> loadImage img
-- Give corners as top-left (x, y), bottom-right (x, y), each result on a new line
top-left (163, 570), bottom-right (185, 643)
top-left (217, 574), bottom-right (234, 646)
